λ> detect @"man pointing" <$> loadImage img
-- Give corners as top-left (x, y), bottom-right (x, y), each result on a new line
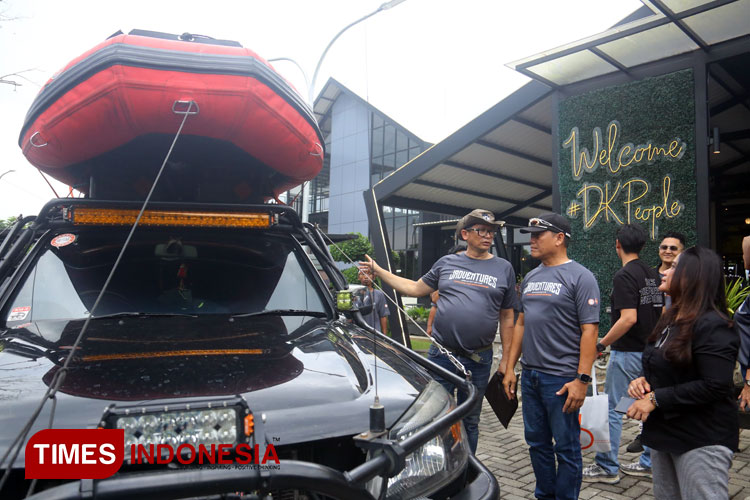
top-left (360, 209), bottom-right (516, 454)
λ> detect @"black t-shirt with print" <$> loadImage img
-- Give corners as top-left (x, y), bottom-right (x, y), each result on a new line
top-left (610, 259), bottom-right (664, 352)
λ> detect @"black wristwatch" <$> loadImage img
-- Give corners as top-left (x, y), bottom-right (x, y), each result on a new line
top-left (576, 373), bottom-right (592, 384)
top-left (596, 342), bottom-right (605, 353)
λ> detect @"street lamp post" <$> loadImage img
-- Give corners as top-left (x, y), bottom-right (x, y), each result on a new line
top-left (271, 0), bottom-right (406, 222)
top-left (307, 0), bottom-right (406, 104)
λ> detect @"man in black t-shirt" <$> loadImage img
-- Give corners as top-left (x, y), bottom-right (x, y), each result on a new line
top-left (583, 224), bottom-right (663, 484)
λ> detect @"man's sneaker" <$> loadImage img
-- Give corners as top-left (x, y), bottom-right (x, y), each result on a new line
top-left (626, 433), bottom-right (644, 453)
top-left (620, 461), bottom-right (652, 479)
top-left (582, 463), bottom-right (621, 484)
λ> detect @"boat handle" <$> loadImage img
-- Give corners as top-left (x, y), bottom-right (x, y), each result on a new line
top-left (29, 131), bottom-right (48, 148)
top-left (172, 100), bottom-right (200, 115)
top-left (310, 142), bottom-right (323, 157)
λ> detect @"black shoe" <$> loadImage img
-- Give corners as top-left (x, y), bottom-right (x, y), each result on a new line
top-left (626, 434), bottom-right (644, 453)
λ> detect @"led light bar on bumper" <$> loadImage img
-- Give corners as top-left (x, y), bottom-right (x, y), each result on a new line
top-left (367, 381), bottom-right (470, 500)
top-left (65, 207), bottom-right (274, 228)
top-left (100, 397), bottom-right (252, 454)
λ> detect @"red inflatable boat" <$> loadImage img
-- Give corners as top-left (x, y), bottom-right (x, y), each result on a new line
top-left (19, 30), bottom-right (324, 201)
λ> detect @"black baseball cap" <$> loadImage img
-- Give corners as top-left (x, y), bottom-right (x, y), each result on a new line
top-left (520, 212), bottom-right (572, 238)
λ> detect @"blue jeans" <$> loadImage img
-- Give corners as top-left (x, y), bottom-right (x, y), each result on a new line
top-left (595, 350), bottom-right (651, 474)
top-left (522, 369), bottom-right (582, 500)
top-left (427, 344), bottom-right (492, 454)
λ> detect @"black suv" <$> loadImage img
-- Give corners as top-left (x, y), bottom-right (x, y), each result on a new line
top-left (0, 200), bottom-right (499, 499)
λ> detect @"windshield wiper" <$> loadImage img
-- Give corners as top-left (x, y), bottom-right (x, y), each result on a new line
top-left (231, 309), bottom-right (327, 319)
top-left (89, 312), bottom-right (199, 319)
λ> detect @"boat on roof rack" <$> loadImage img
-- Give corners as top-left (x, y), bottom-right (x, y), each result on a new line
top-left (18, 29), bottom-right (324, 203)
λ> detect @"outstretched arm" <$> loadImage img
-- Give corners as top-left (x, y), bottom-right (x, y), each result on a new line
top-left (359, 254), bottom-right (434, 298)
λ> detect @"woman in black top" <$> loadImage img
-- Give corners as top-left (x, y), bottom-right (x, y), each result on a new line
top-left (626, 247), bottom-right (739, 499)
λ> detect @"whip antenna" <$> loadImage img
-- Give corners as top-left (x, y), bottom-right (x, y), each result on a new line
top-left (0, 101), bottom-right (198, 493)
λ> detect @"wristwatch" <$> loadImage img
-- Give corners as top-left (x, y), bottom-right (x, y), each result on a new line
top-left (649, 391), bottom-right (659, 407)
top-left (596, 342), bottom-right (605, 353)
top-left (576, 373), bottom-right (592, 384)
top-left (745, 379), bottom-right (750, 387)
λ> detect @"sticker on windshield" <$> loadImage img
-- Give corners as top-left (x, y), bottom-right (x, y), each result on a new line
top-left (8, 306), bottom-right (30, 322)
top-left (51, 233), bottom-right (76, 248)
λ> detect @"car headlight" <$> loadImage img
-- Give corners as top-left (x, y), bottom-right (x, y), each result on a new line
top-left (367, 380), bottom-right (469, 500)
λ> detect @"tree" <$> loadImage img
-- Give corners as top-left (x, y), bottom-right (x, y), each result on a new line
top-left (0, 215), bottom-right (18, 229)
top-left (329, 233), bottom-right (373, 263)
top-left (329, 233), bottom-right (400, 285)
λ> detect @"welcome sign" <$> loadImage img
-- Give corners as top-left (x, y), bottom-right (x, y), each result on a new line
top-left (558, 69), bottom-right (697, 329)
top-left (563, 120), bottom-right (686, 239)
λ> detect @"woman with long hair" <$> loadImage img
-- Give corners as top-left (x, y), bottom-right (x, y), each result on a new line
top-left (626, 246), bottom-right (739, 499)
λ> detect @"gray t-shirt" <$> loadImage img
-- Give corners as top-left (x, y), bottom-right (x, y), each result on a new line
top-left (421, 253), bottom-right (517, 352)
top-left (355, 288), bottom-right (389, 332)
top-left (519, 260), bottom-right (600, 378)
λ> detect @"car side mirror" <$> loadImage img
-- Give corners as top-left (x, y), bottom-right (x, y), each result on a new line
top-left (357, 304), bottom-right (373, 316)
top-left (336, 291), bottom-right (352, 311)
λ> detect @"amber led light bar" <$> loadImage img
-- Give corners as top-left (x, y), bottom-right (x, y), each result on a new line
top-left (67, 207), bottom-right (273, 228)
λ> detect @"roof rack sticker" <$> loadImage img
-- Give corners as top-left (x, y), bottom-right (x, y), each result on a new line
top-left (50, 233), bottom-right (76, 248)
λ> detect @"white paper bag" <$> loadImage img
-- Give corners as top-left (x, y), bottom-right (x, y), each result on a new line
top-left (579, 370), bottom-right (610, 452)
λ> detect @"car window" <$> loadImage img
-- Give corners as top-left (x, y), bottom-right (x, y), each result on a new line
top-left (1, 229), bottom-right (327, 326)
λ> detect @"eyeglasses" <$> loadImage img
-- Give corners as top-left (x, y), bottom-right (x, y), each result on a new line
top-left (659, 245), bottom-right (680, 251)
top-left (464, 228), bottom-right (497, 238)
top-left (528, 218), bottom-right (571, 238)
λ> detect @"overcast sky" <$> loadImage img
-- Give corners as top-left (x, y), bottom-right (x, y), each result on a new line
top-left (0, 0), bottom-right (642, 218)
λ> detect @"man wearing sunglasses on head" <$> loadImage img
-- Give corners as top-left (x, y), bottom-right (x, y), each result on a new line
top-left (359, 209), bottom-right (517, 455)
top-left (502, 212), bottom-right (600, 500)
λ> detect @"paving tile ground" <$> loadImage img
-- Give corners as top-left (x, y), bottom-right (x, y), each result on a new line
top-left (476, 381), bottom-right (750, 499)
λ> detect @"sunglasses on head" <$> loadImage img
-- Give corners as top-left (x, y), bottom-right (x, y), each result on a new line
top-left (659, 245), bottom-right (680, 251)
top-left (528, 218), bottom-right (571, 238)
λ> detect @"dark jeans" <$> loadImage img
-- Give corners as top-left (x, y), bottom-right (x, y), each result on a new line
top-left (427, 344), bottom-right (493, 454)
top-left (522, 369), bottom-right (582, 500)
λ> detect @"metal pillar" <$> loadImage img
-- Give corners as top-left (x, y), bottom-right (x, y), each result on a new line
top-left (363, 188), bottom-right (409, 347)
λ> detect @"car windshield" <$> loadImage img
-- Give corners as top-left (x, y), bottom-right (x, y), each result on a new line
top-left (1, 227), bottom-right (328, 327)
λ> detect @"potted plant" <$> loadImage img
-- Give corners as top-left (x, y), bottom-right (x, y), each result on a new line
top-left (406, 306), bottom-right (430, 336)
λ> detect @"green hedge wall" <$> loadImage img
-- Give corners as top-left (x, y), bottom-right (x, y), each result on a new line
top-left (558, 69), bottom-right (697, 331)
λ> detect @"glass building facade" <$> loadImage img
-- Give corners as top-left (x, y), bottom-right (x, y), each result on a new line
top-left (308, 81), bottom-right (430, 278)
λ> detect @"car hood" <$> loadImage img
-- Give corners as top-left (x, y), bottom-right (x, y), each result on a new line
top-left (0, 315), bottom-right (431, 468)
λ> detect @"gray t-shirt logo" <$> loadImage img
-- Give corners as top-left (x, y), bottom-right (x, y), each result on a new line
top-left (523, 281), bottom-right (563, 296)
top-left (447, 270), bottom-right (498, 288)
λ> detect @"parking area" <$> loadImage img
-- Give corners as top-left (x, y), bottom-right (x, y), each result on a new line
top-left (476, 400), bottom-right (750, 499)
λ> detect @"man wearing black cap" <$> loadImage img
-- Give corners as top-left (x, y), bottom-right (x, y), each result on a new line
top-left (502, 212), bottom-right (600, 500)
top-left (360, 209), bottom-right (517, 454)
